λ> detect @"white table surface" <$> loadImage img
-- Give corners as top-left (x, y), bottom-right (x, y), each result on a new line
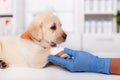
top-left (0, 65), bottom-right (120, 80)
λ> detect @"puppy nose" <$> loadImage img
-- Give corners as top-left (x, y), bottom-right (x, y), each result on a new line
top-left (62, 33), bottom-right (67, 39)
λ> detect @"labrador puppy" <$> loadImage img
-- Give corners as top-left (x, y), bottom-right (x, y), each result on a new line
top-left (0, 12), bottom-right (67, 69)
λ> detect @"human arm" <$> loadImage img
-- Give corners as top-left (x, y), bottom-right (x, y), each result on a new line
top-left (110, 58), bottom-right (120, 74)
top-left (48, 48), bottom-right (120, 74)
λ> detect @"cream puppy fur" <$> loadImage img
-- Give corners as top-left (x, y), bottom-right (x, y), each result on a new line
top-left (0, 12), bottom-right (67, 69)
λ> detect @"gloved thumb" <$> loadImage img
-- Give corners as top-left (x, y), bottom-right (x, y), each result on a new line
top-left (48, 55), bottom-right (68, 68)
top-left (64, 48), bottom-right (75, 56)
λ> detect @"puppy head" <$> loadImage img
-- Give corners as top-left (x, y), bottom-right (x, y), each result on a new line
top-left (27, 12), bottom-right (67, 47)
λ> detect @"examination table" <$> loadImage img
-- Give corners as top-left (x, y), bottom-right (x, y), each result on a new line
top-left (0, 52), bottom-right (120, 80)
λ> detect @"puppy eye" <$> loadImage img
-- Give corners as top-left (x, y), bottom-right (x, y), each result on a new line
top-left (50, 25), bottom-right (56, 30)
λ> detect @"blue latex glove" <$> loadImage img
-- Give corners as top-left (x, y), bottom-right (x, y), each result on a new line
top-left (48, 48), bottom-right (111, 74)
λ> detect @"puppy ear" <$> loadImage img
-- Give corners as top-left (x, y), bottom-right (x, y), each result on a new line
top-left (27, 22), bottom-right (43, 41)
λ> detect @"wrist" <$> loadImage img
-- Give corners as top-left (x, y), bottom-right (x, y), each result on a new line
top-left (102, 58), bottom-right (111, 74)
top-left (96, 58), bottom-right (111, 74)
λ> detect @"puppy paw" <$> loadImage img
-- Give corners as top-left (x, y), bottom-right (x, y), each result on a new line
top-left (0, 60), bottom-right (8, 69)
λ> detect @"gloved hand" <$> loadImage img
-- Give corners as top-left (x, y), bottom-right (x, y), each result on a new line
top-left (48, 48), bottom-right (111, 74)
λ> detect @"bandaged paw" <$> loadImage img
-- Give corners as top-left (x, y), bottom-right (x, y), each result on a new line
top-left (50, 47), bottom-right (71, 59)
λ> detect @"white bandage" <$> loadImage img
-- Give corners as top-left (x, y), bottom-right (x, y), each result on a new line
top-left (50, 47), bottom-right (71, 59)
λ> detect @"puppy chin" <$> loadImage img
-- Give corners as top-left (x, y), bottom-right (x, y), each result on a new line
top-left (50, 42), bottom-right (57, 47)
top-left (50, 38), bottom-right (66, 47)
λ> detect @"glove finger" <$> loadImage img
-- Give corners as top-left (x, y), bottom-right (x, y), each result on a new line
top-left (48, 55), bottom-right (68, 68)
top-left (64, 48), bottom-right (75, 56)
